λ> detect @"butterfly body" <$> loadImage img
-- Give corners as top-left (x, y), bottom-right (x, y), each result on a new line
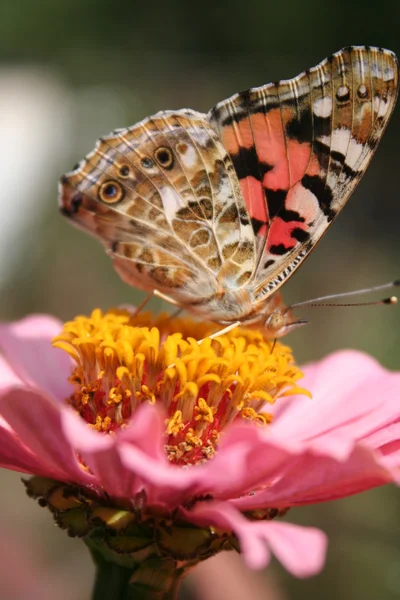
top-left (60, 47), bottom-right (398, 336)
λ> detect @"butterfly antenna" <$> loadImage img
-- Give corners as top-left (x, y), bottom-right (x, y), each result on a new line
top-left (285, 280), bottom-right (400, 311)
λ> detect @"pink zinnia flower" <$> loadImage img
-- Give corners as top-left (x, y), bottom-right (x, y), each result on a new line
top-left (0, 310), bottom-right (399, 585)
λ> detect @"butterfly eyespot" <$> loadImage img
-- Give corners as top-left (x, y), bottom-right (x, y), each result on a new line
top-left (119, 165), bottom-right (130, 178)
top-left (154, 146), bottom-right (174, 169)
top-left (336, 85), bottom-right (350, 102)
top-left (141, 157), bottom-right (154, 169)
top-left (357, 84), bottom-right (368, 99)
top-left (98, 180), bottom-right (124, 204)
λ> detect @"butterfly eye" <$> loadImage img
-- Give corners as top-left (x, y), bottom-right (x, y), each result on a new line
top-left (141, 157), bottom-right (154, 169)
top-left (154, 146), bottom-right (174, 169)
top-left (98, 180), bottom-right (124, 204)
top-left (119, 165), bottom-right (130, 178)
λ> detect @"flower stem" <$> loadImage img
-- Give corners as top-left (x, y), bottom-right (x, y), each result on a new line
top-left (92, 559), bottom-right (134, 600)
top-left (90, 549), bottom-right (183, 600)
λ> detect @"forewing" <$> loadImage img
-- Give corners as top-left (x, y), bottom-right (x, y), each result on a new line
top-left (59, 109), bottom-right (256, 303)
top-left (208, 46), bottom-right (398, 302)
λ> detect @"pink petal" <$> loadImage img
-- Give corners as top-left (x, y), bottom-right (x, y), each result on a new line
top-left (0, 422), bottom-right (54, 476)
top-left (118, 408), bottom-right (372, 510)
top-left (62, 404), bottom-right (171, 499)
top-left (119, 402), bottom-right (166, 461)
top-left (272, 350), bottom-right (400, 443)
top-left (189, 423), bottom-right (296, 499)
top-left (256, 520), bottom-right (327, 578)
top-left (232, 441), bottom-right (396, 510)
top-left (118, 411), bottom-right (294, 508)
top-left (0, 387), bottom-right (93, 485)
top-left (118, 441), bottom-right (200, 506)
top-left (186, 422), bottom-right (355, 504)
top-left (61, 409), bottom-right (114, 453)
top-left (363, 421), bottom-right (400, 454)
top-left (118, 404), bottom-right (223, 506)
top-left (0, 315), bottom-right (73, 401)
top-left (182, 501), bottom-right (327, 576)
top-left (380, 447), bottom-right (400, 468)
top-left (272, 349), bottom-right (379, 423)
top-left (62, 409), bottom-right (138, 499)
top-left (0, 354), bottom-right (22, 389)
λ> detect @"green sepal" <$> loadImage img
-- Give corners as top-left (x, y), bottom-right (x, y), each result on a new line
top-left (55, 507), bottom-right (91, 537)
top-left (105, 531), bottom-right (154, 555)
top-left (91, 507), bottom-right (136, 530)
top-left (23, 476), bottom-right (60, 500)
top-left (157, 521), bottom-right (218, 560)
top-left (24, 477), bottom-right (91, 537)
top-left (129, 557), bottom-right (179, 593)
top-left (25, 476), bottom-right (242, 599)
top-left (49, 485), bottom-right (87, 511)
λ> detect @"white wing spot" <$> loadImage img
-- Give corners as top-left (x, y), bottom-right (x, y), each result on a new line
top-left (286, 182), bottom-right (320, 223)
top-left (346, 138), bottom-right (365, 169)
top-left (331, 128), bottom-right (351, 155)
top-left (159, 186), bottom-right (185, 219)
top-left (177, 143), bottom-right (198, 169)
top-left (336, 85), bottom-right (350, 100)
top-left (313, 96), bottom-right (333, 118)
top-left (373, 96), bottom-right (390, 118)
top-left (383, 65), bottom-right (395, 82)
top-left (357, 84), bottom-right (368, 99)
top-left (328, 129), bottom-right (365, 170)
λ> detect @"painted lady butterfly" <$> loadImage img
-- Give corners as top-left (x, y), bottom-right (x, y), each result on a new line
top-left (59, 46), bottom-right (398, 337)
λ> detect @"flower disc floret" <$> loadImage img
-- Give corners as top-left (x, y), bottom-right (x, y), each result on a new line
top-left (53, 309), bottom-right (309, 465)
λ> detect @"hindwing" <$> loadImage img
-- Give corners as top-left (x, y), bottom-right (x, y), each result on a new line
top-left (60, 110), bottom-right (256, 302)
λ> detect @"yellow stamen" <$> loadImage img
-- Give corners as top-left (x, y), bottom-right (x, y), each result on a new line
top-left (90, 415), bottom-right (112, 432)
top-left (194, 398), bottom-right (216, 423)
top-left (241, 407), bottom-right (272, 425)
top-left (166, 410), bottom-right (184, 436)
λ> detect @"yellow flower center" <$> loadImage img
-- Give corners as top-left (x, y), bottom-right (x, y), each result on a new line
top-left (53, 309), bottom-right (310, 465)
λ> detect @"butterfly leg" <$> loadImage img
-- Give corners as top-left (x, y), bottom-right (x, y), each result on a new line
top-left (198, 321), bottom-right (241, 344)
top-left (153, 289), bottom-right (180, 306)
top-left (132, 292), bottom-right (154, 316)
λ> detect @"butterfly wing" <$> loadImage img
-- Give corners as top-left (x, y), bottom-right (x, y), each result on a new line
top-left (59, 109), bottom-right (256, 306)
top-left (208, 46), bottom-right (398, 303)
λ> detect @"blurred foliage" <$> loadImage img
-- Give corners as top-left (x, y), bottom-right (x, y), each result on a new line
top-left (0, 0), bottom-right (400, 598)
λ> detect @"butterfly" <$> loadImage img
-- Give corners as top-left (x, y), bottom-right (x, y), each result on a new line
top-left (59, 46), bottom-right (398, 337)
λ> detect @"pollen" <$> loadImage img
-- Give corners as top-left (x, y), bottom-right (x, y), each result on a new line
top-left (53, 309), bottom-right (309, 465)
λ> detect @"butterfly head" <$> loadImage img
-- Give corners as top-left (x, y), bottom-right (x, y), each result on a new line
top-left (257, 292), bottom-right (309, 338)
top-left (264, 309), bottom-right (309, 338)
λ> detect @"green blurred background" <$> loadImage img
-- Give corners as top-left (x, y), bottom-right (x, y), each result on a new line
top-left (0, 0), bottom-right (399, 598)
